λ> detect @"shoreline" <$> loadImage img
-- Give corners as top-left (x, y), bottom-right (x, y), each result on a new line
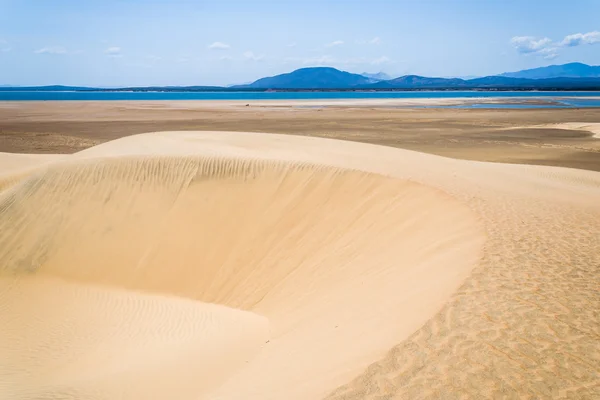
top-left (1, 96), bottom-right (600, 108)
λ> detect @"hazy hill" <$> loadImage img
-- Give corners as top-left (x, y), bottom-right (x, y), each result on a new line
top-left (371, 75), bottom-right (465, 88)
top-left (361, 72), bottom-right (392, 81)
top-left (3, 64), bottom-right (600, 92)
top-left (236, 67), bottom-right (372, 89)
top-left (500, 63), bottom-right (600, 79)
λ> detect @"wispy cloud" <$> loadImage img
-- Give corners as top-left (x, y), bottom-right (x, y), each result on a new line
top-left (538, 47), bottom-right (559, 60)
top-left (284, 54), bottom-right (392, 68)
top-left (325, 40), bottom-right (344, 48)
top-left (371, 56), bottom-right (391, 65)
top-left (35, 46), bottom-right (67, 55)
top-left (561, 31), bottom-right (600, 47)
top-left (357, 37), bottom-right (381, 45)
top-left (243, 51), bottom-right (264, 61)
top-left (219, 55), bottom-right (233, 61)
top-left (208, 41), bottom-right (230, 50)
top-left (0, 40), bottom-right (11, 52)
top-left (510, 36), bottom-right (557, 59)
top-left (105, 47), bottom-right (122, 58)
top-left (510, 36), bottom-right (553, 54)
top-left (146, 55), bottom-right (161, 62)
top-left (124, 61), bottom-right (152, 69)
top-left (305, 55), bottom-right (336, 65)
top-left (284, 55), bottom-right (336, 66)
top-left (287, 42), bottom-right (297, 48)
top-left (510, 31), bottom-right (600, 60)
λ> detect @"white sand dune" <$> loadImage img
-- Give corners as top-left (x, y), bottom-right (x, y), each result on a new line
top-left (1, 131), bottom-right (599, 399)
top-left (0, 152), bottom-right (65, 192)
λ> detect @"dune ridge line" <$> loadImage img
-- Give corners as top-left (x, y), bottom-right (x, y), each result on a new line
top-left (1, 130), bottom-right (599, 399)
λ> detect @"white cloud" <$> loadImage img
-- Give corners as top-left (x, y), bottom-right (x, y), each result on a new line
top-left (243, 51), bottom-right (264, 61)
top-left (357, 37), bottom-right (381, 45)
top-left (287, 42), bottom-right (297, 48)
top-left (105, 47), bottom-right (122, 57)
top-left (511, 30), bottom-right (600, 59)
top-left (35, 46), bottom-right (68, 55)
top-left (308, 55), bottom-right (335, 65)
top-left (560, 31), bottom-right (600, 47)
top-left (543, 52), bottom-right (559, 60)
top-left (220, 55), bottom-right (233, 61)
top-left (284, 55), bottom-right (391, 68)
top-left (0, 40), bottom-right (10, 52)
top-left (284, 55), bottom-right (336, 66)
top-left (325, 40), bottom-right (344, 48)
top-left (177, 57), bottom-right (190, 64)
top-left (124, 61), bottom-right (152, 69)
top-left (371, 56), bottom-right (391, 65)
top-left (510, 36), bottom-right (553, 54)
top-left (538, 47), bottom-right (559, 60)
top-left (208, 41), bottom-right (230, 50)
top-left (146, 55), bottom-right (161, 62)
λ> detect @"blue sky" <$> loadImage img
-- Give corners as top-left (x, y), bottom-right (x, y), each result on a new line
top-left (1, 0), bottom-right (599, 86)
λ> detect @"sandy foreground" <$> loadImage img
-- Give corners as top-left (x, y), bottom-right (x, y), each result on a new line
top-left (0, 128), bottom-right (599, 399)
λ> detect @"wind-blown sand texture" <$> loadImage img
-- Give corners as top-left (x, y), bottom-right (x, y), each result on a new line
top-left (1, 131), bottom-right (599, 399)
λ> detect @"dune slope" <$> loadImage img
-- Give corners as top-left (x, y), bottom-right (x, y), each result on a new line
top-left (0, 132), bottom-right (483, 400)
top-left (1, 131), bottom-right (599, 399)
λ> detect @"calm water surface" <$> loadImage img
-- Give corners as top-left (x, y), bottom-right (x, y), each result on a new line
top-left (1, 90), bottom-right (599, 108)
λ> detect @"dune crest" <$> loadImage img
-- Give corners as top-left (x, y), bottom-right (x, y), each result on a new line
top-left (0, 132), bottom-right (484, 399)
top-left (2, 131), bottom-right (599, 399)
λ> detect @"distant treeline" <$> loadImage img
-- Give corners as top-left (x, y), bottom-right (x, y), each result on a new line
top-left (2, 86), bottom-right (600, 92)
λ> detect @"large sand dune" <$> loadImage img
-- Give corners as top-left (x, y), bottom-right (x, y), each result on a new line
top-left (1, 131), bottom-right (599, 399)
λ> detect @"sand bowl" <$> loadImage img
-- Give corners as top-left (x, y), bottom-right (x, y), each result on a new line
top-left (0, 132), bottom-right (483, 399)
top-left (1, 131), bottom-right (598, 399)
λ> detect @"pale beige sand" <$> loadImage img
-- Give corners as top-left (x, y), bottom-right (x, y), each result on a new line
top-left (1, 131), bottom-right (599, 399)
top-left (540, 122), bottom-right (600, 139)
top-left (0, 152), bottom-right (65, 192)
top-left (505, 122), bottom-right (600, 139)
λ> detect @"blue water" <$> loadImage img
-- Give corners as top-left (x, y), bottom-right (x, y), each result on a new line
top-left (437, 98), bottom-right (600, 109)
top-left (1, 90), bottom-right (600, 108)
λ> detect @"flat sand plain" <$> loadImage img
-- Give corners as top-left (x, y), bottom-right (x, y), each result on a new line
top-left (1, 100), bottom-right (600, 171)
top-left (0, 101), bottom-right (599, 399)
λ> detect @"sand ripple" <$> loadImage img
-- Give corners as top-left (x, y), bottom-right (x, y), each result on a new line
top-left (1, 131), bottom-right (598, 399)
top-left (0, 132), bottom-right (484, 399)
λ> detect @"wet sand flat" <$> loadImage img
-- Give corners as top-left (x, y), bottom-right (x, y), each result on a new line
top-left (1, 100), bottom-right (600, 171)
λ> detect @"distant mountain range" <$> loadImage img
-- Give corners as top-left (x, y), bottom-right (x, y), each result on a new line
top-left (232, 64), bottom-right (600, 90)
top-left (500, 62), bottom-right (600, 79)
top-left (2, 63), bottom-right (600, 91)
top-left (361, 72), bottom-right (393, 81)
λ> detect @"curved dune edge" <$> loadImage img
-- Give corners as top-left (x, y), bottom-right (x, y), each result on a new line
top-left (1, 131), bottom-right (600, 399)
top-left (545, 122), bottom-right (600, 138)
top-left (0, 152), bottom-right (66, 193)
top-left (0, 275), bottom-right (270, 400)
top-left (504, 122), bottom-right (600, 139)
